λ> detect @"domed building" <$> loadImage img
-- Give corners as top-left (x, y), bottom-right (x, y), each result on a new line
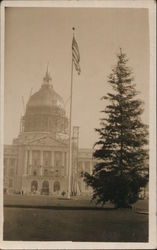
top-left (4, 70), bottom-right (95, 197)
top-left (23, 70), bottom-right (68, 135)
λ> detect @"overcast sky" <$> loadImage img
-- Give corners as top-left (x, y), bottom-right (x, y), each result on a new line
top-left (4, 7), bottom-right (149, 148)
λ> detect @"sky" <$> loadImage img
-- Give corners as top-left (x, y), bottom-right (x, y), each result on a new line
top-left (4, 7), bottom-right (149, 148)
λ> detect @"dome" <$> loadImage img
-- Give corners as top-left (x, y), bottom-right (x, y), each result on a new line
top-left (27, 72), bottom-right (64, 108)
top-left (23, 70), bottom-right (68, 134)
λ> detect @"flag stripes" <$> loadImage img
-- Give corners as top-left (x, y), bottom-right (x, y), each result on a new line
top-left (72, 36), bottom-right (81, 75)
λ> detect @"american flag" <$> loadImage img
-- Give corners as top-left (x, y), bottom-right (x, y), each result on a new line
top-left (72, 36), bottom-right (81, 75)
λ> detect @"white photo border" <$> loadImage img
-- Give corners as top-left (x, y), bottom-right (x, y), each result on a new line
top-left (0, 0), bottom-right (156, 249)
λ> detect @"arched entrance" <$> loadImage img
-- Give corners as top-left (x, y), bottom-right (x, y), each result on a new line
top-left (41, 180), bottom-right (49, 195)
top-left (54, 181), bottom-right (60, 193)
top-left (31, 180), bottom-right (38, 194)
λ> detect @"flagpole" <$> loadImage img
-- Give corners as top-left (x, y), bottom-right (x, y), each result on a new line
top-left (67, 29), bottom-right (74, 199)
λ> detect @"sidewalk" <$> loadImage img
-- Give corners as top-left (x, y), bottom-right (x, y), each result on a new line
top-left (4, 194), bottom-right (148, 212)
top-left (132, 199), bottom-right (149, 214)
top-left (4, 194), bottom-right (114, 210)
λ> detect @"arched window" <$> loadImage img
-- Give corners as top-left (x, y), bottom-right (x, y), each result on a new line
top-left (31, 180), bottom-right (38, 192)
top-left (41, 180), bottom-right (49, 195)
top-left (54, 181), bottom-right (60, 192)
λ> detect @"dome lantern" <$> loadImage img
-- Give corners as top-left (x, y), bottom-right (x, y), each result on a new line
top-left (43, 66), bottom-right (52, 86)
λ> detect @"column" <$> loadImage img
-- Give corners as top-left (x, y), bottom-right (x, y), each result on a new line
top-left (51, 151), bottom-right (54, 168)
top-left (40, 166), bottom-right (43, 176)
top-left (61, 151), bottom-right (65, 176)
top-left (82, 161), bottom-right (85, 191)
top-left (64, 152), bottom-right (66, 168)
top-left (6, 158), bottom-right (8, 176)
top-left (29, 150), bottom-right (32, 175)
top-left (24, 150), bottom-right (27, 175)
top-left (29, 150), bottom-right (32, 165)
top-left (40, 150), bottom-right (43, 165)
top-left (65, 151), bottom-right (69, 176)
top-left (62, 152), bottom-right (64, 166)
top-left (40, 150), bottom-right (43, 176)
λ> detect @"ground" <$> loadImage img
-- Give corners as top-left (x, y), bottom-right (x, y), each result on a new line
top-left (3, 195), bottom-right (148, 242)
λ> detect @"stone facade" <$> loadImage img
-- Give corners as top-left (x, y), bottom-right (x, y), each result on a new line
top-left (4, 134), bottom-right (94, 197)
top-left (4, 145), bottom-right (18, 194)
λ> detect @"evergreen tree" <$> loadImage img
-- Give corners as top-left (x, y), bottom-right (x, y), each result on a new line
top-left (83, 49), bottom-right (149, 208)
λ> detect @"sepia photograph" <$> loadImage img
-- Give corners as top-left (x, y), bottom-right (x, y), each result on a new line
top-left (0, 0), bottom-right (156, 249)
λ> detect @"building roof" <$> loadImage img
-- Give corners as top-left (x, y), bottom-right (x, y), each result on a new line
top-left (27, 71), bottom-right (64, 108)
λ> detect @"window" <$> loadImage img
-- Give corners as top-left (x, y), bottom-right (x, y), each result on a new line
top-left (49, 169), bottom-right (54, 176)
top-left (33, 171), bottom-right (37, 176)
top-left (44, 169), bottom-right (48, 176)
top-left (55, 169), bottom-right (59, 177)
top-left (32, 150), bottom-right (40, 166)
top-left (61, 167), bottom-right (64, 176)
top-left (41, 181), bottom-right (49, 195)
top-left (54, 181), bottom-right (60, 192)
top-left (43, 151), bottom-right (51, 167)
top-left (31, 180), bottom-right (38, 192)
top-left (54, 151), bottom-right (62, 168)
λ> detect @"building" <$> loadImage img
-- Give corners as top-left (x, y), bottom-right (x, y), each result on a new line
top-left (4, 70), bottom-right (94, 197)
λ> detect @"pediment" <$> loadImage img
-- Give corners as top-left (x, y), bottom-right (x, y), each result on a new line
top-left (28, 135), bottom-right (67, 147)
